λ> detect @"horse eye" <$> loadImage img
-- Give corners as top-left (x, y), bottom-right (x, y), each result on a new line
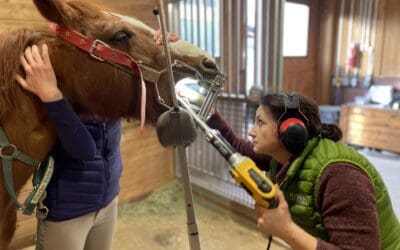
top-left (112, 31), bottom-right (131, 43)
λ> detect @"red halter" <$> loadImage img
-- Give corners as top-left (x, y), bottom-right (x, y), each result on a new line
top-left (49, 23), bottom-right (147, 132)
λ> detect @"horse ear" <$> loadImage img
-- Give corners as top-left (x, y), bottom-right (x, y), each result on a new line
top-left (33, 0), bottom-right (73, 24)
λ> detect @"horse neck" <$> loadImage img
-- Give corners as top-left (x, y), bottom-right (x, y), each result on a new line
top-left (1, 90), bottom-right (57, 189)
top-left (0, 91), bottom-right (57, 250)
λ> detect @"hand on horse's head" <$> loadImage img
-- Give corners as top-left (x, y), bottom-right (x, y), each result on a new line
top-left (15, 43), bottom-right (63, 102)
top-left (153, 29), bottom-right (180, 45)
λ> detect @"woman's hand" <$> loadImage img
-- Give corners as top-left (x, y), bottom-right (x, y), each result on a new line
top-left (15, 43), bottom-right (62, 102)
top-left (153, 29), bottom-right (180, 45)
top-left (255, 185), bottom-right (318, 249)
top-left (255, 185), bottom-right (293, 238)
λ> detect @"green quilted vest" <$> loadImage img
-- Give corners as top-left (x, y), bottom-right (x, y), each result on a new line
top-left (273, 138), bottom-right (400, 249)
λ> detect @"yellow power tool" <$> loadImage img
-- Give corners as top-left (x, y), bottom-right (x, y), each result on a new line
top-left (177, 96), bottom-right (278, 208)
top-left (229, 155), bottom-right (277, 208)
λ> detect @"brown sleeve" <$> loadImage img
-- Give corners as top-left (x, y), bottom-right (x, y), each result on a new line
top-left (206, 111), bottom-right (271, 170)
top-left (315, 163), bottom-right (380, 250)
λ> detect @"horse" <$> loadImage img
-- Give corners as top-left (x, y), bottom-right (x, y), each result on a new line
top-left (0, 0), bottom-right (220, 249)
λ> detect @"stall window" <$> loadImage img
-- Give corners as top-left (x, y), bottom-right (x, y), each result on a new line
top-left (283, 2), bottom-right (310, 57)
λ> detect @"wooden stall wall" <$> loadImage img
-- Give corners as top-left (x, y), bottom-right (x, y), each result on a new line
top-left (311, 0), bottom-right (400, 104)
top-left (374, 0), bottom-right (400, 87)
top-left (1, 0), bottom-right (174, 249)
top-left (325, 0), bottom-right (400, 104)
top-left (315, 0), bottom-right (339, 104)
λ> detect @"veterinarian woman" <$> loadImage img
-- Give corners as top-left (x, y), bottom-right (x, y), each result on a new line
top-left (206, 92), bottom-right (400, 249)
top-left (15, 31), bottom-right (179, 250)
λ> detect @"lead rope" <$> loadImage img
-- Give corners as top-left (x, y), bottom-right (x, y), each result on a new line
top-left (33, 157), bottom-right (54, 250)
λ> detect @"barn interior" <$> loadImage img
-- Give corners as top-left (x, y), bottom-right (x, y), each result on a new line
top-left (1, 0), bottom-right (399, 249)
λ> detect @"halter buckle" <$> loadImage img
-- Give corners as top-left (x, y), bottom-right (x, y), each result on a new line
top-left (0, 144), bottom-right (17, 159)
top-left (89, 39), bottom-right (110, 62)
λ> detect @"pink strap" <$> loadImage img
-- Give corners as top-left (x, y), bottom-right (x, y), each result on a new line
top-left (140, 75), bottom-right (146, 133)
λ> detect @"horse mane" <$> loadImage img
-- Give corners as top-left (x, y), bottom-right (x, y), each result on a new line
top-left (0, 28), bottom-right (54, 123)
top-left (0, 0), bottom-right (112, 124)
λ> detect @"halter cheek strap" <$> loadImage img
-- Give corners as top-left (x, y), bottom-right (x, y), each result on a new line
top-left (0, 126), bottom-right (54, 216)
top-left (49, 23), bottom-right (146, 132)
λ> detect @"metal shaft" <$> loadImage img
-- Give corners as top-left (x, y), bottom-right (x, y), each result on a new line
top-left (155, 0), bottom-right (178, 107)
top-left (177, 146), bottom-right (201, 250)
top-left (154, 2), bottom-right (201, 249)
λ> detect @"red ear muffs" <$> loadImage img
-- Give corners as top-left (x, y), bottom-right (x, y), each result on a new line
top-left (277, 93), bottom-right (309, 154)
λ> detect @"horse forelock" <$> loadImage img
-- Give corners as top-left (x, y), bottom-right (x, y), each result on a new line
top-left (0, 28), bottom-right (53, 123)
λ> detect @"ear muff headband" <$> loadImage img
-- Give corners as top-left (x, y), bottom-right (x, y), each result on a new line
top-left (277, 93), bottom-right (309, 154)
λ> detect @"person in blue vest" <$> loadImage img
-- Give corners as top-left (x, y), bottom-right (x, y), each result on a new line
top-left (15, 31), bottom-right (179, 250)
top-left (15, 42), bottom-right (122, 250)
top-left (206, 92), bottom-right (400, 249)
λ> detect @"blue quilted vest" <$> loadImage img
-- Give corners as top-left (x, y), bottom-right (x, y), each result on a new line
top-left (44, 119), bottom-right (122, 221)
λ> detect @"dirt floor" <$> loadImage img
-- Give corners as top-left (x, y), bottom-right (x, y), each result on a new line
top-left (24, 179), bottom-right (289, 250)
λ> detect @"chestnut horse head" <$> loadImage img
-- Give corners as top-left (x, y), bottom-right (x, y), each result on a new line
top-left (0, 0), bottom-right (220, 248)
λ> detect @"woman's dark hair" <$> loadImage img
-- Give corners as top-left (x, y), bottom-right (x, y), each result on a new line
top-left (261, 93), bottom-right (342, 141)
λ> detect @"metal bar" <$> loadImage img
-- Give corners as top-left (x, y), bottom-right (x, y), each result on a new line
top-left (360, 0), bottom-right (367, 50)
top-left (334, 0), bottom-right (345, 81)
top-left (276, 0), bottom-right (285, 90)
top-left (184, 0), bottom-right (188, 40)
top-left (155, 1), bottom-right (177, 107)
top-left (177, 146), bottom-right (201, 250)
top-left (191, 0), bottom-right (195, 43)
top-left (343, 0), bottom-right (355, 87)
top-left (169, 2), bottom-right (177, 32)
top-left (357, 0), bottom-right (363, 43)
top-left (155, 2), bottom-right (201, 250)
top-left (197, 0), bottom-right (201, 47)
top-left (211, 0), bottom-right (215, 56)
top-left (365, 0), bottom-right (373, 47)
top-left (172, 3), bottom-right (177, 33)
top-left (204, 0), bottom-right (208, 52)
top-left (168, 3), bottom-right (172, 31)
top-left (253, 0), bottom-right (259, 89)
top-left (364, 0), bottom-right (380, 84)
top-left (236, 0), bottom-right (241, 96)
top-left (262, 0), bottom-right (270, 91)
top-left (176, 2), bottom-right (181, 34)
top-left (219, 0), bottom-right (224, 71)
top-left (243, 0), bottom-right (249, 93)
top-left (227, 0), bottom-right (233, 96)
top-left (271, 0), bottom-right (278, 91)
top-left (257, 0), bottom-right (264, 89)
top-left (347, 0), bottom-right (355, 57)
top-left (349, 0), bottom-right (365, 88)
top-left (370, 0), bottom-right (380, 49)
